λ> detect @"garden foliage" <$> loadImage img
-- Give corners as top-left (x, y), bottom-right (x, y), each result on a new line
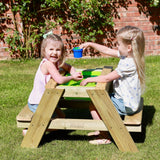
top-left (0, 0), bottom-right (159, 58)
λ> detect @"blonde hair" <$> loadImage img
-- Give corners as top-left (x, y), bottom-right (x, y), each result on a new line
top-left (117, 26), bottom-right (145, 92)
top-left (41, 33), bottom-right (65, 66)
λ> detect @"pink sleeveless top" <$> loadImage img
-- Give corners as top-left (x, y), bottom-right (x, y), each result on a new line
top-left (28, 58), bottom-right (51, 104)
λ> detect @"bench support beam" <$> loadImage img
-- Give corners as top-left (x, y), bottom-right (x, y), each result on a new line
top-left (21, 89), bottom-right (64, 148)
top-left (87, 89), bottom-right (139, 152)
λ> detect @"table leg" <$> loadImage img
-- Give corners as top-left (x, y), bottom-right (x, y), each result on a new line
top-left (21, 89), bottom-right (64, 148)
top-left (87, 89), bottom-right (138, 152)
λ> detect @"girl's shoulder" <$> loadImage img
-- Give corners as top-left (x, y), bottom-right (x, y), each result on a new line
top-left (117, 58), bottom-right (136, 73)
top-left (38, 58), bottom-right (48, 66)
top-left (119, 57), bottom-right (135, 66)
top-left (41, 58), bottom-right (48, 63)
top-left (40, 58), bottom-right (54, 67)
top-left (41, 58), bottom-right (59, 73)
top-left (40, 58), bottom-right (54, 75)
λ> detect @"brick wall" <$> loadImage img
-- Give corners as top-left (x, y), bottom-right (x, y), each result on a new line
top-left (113, 0), bottom-right (160, 55)
top-left (0, 0), bottom-right (160, 60)
top-left (0, 6), bottom-right (13, 60)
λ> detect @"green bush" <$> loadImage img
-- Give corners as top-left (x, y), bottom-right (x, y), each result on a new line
top-left (0, 0), bottom-right (128, 58)
top-left (2, 0), bottom-right (159, 58)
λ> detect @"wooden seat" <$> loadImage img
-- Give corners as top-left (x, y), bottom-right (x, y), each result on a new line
top-left (16, 98), bottom-right (143, 132)
top-left (124, 97), bottom-right (143, 126)
top-left (16, 104), bottom-right (33, 122)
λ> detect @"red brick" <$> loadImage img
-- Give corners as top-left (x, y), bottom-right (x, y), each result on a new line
top-left (1, 0), bottom-right (160, 59)
top-left (126, 12), bottom-right (140, 17)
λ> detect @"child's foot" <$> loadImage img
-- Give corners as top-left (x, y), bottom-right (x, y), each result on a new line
top-left (89, 131), bottom-right (112, 145)
top-left (87, 131), bottom-right (100, 136)
top-left (22, 129), bottom-right (27, 136)
top-left (89, 138), bottom-right (112, 145)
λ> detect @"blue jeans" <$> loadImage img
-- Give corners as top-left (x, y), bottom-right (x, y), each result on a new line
top-left (110, 94), bottom-right (134, 116)
top-left (28, 102), bottom-right (57, 118)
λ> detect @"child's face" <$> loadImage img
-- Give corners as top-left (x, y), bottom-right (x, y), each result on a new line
top-left (44, 41), bottom-right (63, 63)
top-left (117, 38), bottom-right (132, 58)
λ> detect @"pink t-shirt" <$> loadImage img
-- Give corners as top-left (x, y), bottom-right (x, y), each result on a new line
top-left (28, 58), bottom-right (51, 104)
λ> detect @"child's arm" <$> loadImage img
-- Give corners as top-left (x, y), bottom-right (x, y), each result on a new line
top-left (79, 42), bottom-right (118, 57)
top-left (80, 70), bottom-right (120, 86)
top-left (41, 61), bottom-right (83, 84)
top-left (61, 62), bottom-right (83, 80)
top-left (61, 62), bottom-right (76, 74)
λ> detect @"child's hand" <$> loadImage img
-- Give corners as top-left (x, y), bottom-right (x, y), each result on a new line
top-left (79, 42), bottom-right (91, 52)
top-left (80, 79), bottom-right (89, 86)
top-left (72, 72), bottom-right (83, 81)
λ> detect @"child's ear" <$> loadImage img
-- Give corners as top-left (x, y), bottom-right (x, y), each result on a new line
top-left (127, 44), bottom-right (132, 52)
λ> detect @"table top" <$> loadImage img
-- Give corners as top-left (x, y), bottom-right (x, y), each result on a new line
top-left (59, 68), bottom-right (103, 87)
top-left (55, 67), bottom-right (112, 99)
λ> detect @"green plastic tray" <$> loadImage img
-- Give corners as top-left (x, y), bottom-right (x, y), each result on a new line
top-left (60, 69), bottom-right (102, 87)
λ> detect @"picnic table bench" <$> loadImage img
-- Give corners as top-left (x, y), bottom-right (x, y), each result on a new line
top-left (16, 66), bottom-right (143, 152)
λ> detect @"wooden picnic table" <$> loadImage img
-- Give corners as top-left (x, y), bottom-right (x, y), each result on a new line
top-left (19, 66), bottom-right (142, 152)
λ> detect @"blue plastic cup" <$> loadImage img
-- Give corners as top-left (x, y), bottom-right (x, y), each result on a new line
top-left (73, 47), bottom-right (83, 58)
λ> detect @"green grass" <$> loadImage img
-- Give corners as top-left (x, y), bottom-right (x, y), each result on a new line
top-left (0, 56), bottom-right (160, 160)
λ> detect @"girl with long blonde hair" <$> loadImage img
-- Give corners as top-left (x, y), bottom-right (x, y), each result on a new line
top-left (80, 25), bottom-right (145, 145)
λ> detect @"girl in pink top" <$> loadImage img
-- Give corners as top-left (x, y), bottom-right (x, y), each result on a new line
top-left (23, 32), bottom-right (83, 136)
top-left (28, 32), bottom-right (83, 112)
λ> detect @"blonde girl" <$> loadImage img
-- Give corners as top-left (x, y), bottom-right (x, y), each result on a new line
top-left (80, 26), bottom-right (145, 145)
top-left (23, 32), bottom-right (83, 136)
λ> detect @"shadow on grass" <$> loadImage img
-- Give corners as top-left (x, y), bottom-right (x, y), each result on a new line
top-left (40, 130), bottom-right (90, 146)
top-left (40, 105), bottom-right (156, 147)
top-left (130, 105), bottom-right (156, 143)
top-left (40, 108), bottom-right (92, 146)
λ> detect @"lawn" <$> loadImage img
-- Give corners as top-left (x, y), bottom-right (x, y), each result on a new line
top-left (0, 56), bottom-right (160, 160)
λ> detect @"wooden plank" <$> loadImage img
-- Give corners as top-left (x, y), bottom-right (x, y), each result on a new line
top-left (16, 104), bottom-right (142, 129)
top-left (56, 86), bottom-right (95, 98)
top-left (96, 67), bottom-right (113, 90)
top-left (17, 118), bottom-right (142, 132)
top-left (21, 88), bottom-right (64, 148)
top-left (16, 98), bottom-right (143, 126)
top-left (87, 89), bottom-right (138, 152)
top-left (124, 110), bottom-right (143, 125)
top-left (124, 98), bottom-right (143, 125)
top-left (45, 79), bottom-right (57, 89)
top-left (16, 104), bottom-right (33, 122)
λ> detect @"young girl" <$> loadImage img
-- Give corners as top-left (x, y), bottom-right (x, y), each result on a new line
top-left (80, 26), bottom-right (145, 145)
top-left (23, 32), bottom-right (83, 135)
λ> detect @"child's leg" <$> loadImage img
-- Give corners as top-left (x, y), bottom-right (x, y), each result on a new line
top-left (28, 103), bottom-right (38, 113)
top-left (88, 103), bottom-right (112, 144)
top-left (88, 103), bottom-right (100, 136)
top-left (89, 103), bottom-right (111, 139)
top-left (27, 102), bottom-right (65, 118)
top-left (90, 103), bottom-right (101, 120)
top-left (22, 129), bottom-right (28, 136)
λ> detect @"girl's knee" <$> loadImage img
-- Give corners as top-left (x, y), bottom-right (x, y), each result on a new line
top-left (89, 103), bottom-right (96, 111)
